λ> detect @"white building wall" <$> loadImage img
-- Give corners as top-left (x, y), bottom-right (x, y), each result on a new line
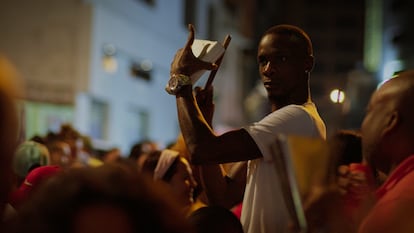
top-left (0, 0), bottom-right (214, 154)
top-left (79, 0), bottom-right (211, 153)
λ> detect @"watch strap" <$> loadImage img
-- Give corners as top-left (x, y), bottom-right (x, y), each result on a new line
top-left (173, 74), bottom-right (191, 85)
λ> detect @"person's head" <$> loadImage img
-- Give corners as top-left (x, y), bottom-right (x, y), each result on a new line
top-left (188, 205), bottom-right (244, 233)
top-left (47, 141), bottom-right (72, 168)
top-left (257, 24), bottom-right (314, 109)
top-left (129, 140), bottom-right (158, 167)
top-left (58, 123), bottom-right (82, 159)
top-left (102, 147), bottom-right (122, 163)
top-left (12, 164), bottom-right (190, 233)
top-left (361, 70), bottom-right (414, 175)
top-left (13, 140), bottom-right (50, 183)
top-left (141, 149), bottom-right (197, 209)
top-left (329, 129), bottom-right (362, 167)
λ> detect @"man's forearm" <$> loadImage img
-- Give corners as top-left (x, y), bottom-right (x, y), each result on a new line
top-left (176, 86), bottom-right (216, 164)
top-left (199, 164), bottom-right (245, 208)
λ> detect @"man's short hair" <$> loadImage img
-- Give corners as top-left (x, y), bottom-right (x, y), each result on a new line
top-left (264, 24), bottom-right (313, 56)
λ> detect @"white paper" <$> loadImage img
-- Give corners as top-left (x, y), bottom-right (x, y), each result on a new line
top-left (191, 39), bottom-right (225, 84)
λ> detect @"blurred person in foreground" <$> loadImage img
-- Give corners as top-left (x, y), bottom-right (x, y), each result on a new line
top-left (10, 164), bottom-right (191, 233)
top-left (9, 165), bottom-right (61, 210)
top-left (0, 55), bottom-right (23, 224)
top-left (165, 24), bottom-right (326, 233)
top-left (355, 70), bottom-right (414, 233)
top-left (309, 70), bottom-right (414, 233)
top-left (188, 205), bottom-right (244, 233)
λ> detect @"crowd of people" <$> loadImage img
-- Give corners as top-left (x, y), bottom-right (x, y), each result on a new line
top-left (0, 22), bottom-right (414, 233)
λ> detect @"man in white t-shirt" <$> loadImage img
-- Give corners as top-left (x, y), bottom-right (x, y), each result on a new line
top-left (166, 24), bottom-right (326, 233)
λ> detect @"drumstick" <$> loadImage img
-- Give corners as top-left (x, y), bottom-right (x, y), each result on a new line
top-left (204, 34), bottom-right (232, 89)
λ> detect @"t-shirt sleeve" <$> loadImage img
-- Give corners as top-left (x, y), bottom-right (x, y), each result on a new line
top-left (243, 105), bottom-right (315, 161)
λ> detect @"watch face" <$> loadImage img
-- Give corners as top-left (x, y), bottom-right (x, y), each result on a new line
top-left (168, 77), bottom-right (178, 91)
top-left (165, 74), bottom-right (190, 95)
top-left (166, 76), bottom-right (179, 94)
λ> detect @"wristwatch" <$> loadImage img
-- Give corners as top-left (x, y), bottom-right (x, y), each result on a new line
top-left (165, 74), bottom-right (192, 95)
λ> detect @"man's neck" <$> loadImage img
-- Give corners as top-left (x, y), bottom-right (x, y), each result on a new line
top-left (270, 93), bottom-right (311, 112)
top-left (270, 82), bottom-right (311, 111)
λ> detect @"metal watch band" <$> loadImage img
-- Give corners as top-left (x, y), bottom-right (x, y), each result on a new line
top-left (172, 74), bottom-right (191, 85)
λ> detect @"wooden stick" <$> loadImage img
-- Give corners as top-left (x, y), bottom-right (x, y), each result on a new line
top-left (204, 34), bottom-right (232, 89)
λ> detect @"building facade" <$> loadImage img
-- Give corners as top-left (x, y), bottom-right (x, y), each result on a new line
top-left (0, 0), bottom-right (213, 153)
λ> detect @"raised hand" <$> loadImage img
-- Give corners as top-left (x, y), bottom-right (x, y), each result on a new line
top-left (170, 24), bottom-right (217, 77)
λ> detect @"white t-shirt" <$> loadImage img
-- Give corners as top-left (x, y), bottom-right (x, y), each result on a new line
top-left (241, 102), bottom-right (326, 233)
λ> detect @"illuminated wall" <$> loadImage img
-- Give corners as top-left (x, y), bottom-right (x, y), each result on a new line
top-left (0, 0), bottom-right (213, 154)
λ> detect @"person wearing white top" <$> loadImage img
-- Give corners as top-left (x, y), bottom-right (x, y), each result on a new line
top-left (166, 24), bottom-right (326, 233)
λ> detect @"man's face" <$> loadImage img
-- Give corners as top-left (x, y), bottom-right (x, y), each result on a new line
top-left (361, 86), bottom-right (393, 173)
top-left (257, 33), bottom-right (309, 101)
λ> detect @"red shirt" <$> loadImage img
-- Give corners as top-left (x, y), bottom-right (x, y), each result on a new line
top-left (359, 155), bottom-right (414, 233)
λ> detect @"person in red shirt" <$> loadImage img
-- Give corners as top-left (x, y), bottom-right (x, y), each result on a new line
top-left (357, 70), bottom-right (414, 233)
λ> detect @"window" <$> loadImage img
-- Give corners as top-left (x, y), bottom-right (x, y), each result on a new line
top-left (124, 108), bottom-right (150, 148)
top-left (90, 99), bottom-right (109, 140)
top-left (130, 60), bottom-right (152, 81)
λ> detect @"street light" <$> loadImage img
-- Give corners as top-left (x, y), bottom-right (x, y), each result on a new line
top-left (330, 89), bottom-right (345, 104)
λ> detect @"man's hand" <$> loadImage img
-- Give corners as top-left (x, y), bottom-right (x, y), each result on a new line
top-left (337, 164), bottom-right (376, 197)
top-left (337, 163), bottom-right (376, 226)
top-left (170, 24), bottom-right (217, 77)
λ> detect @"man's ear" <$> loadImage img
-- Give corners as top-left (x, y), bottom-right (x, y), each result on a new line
top-left (304, 55), bottom-right (314, 73)
top-left (382, 111), bottom-right (399, 136)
